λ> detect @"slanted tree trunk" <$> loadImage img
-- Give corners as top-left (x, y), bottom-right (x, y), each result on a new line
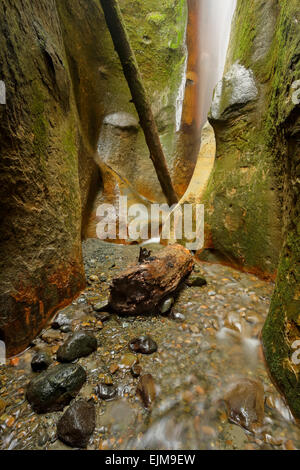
top-left (109, 244), bottom-right (194, 315)
top-left (99, 0), bottom-right (178, 206)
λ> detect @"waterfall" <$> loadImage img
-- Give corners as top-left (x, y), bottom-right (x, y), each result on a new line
top-left (198, 0), bottom-right (236, 128)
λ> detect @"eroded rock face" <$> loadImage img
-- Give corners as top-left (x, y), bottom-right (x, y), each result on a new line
top-left (210, 61), bottom-right (258, 120)
top-left (26, 364), bottom-right (86, 413)
top-left (57, 400), bottom-right (95, 448)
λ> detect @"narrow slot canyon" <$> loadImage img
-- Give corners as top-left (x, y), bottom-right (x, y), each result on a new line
top-left (0, 0), bottom-right (299, 452)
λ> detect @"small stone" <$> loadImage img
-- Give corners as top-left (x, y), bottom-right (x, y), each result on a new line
top-left (119, 353), bottom-right (138, 369)
top-left (31, 351), bottom-right (52, 372)
top-left (170, 311), bottom-right (186, 322)
top-left (136, 374), bottom-right (156, 408)
top-left (57, 400), bottom-right (95, 448)
top-left (186, 274), bottom-right (207, 287)
top-left (129, 335), bottom-right (157, 355)
top-left (26, 363), bottom-right (86, 413)
top-left (6, 416), bottom-right (15, 427)
top-left (109, 363), bottom-right (119, 375)
top-left (89, 275), bottom-right (99, 282)
top-left (190, 325), bottom-right (200, 334)
top-left (223, 378), bottom-right (264, 431)
top-left (93, 300), bottom-right (110, 312)
top-left (60, 324), bottom-right (72, 333)
top-left (131, 364), bottom-right (142, 378)
top-left (95, 383), bottom-right (117, 400)
top-left (160, 297), bottom-right (174, 314)
top-left (0, 398), bottom-right (7, 415)
top-left (57, 331), bottom-right (98, 363)
top-left (51, 313), bottom-right (72, 330)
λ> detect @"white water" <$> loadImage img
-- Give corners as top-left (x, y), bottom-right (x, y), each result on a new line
top-left (198, 0), bottom-right (237, 128)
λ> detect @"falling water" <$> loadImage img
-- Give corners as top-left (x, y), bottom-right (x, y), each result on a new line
top-left (198, 0), bottom-right (236, 128)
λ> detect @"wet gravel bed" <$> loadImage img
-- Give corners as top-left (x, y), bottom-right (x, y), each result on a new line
top-left (0, 240), bottom-right (299, 450)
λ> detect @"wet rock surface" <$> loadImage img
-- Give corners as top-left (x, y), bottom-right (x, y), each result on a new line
top-left (57, 331), bottom-right (98, 363)
top-left (26, 364), bottom-right (87, 414)
top-left (57, 399), bottom-right (95, 448)
top-left (1, 241), bottom-right (300, 450)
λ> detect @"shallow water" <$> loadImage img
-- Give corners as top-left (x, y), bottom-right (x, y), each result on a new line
top-left (0, 241), bottom-right (299, 450)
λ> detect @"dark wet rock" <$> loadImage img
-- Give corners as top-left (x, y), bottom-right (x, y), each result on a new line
top-left (131, 364), bottom-right (142, 378)
top-left (51, 313), bottom-right (72, 330)
top-left (95, 383), bottom-right (117, 400)
top-left (93, 299), bottom-right (110, 312)
top-left (95, 311), bottom-right (111, 322)
top-left (57, 399), bottom-right (95, 448)
top-left (186, 274), bottom-right (207, 287)
top-left (170, 311), bottom-right (186, 322)
top-left (136, 374), bottom-right (156, 408)
top-left (129, 335), bottom-right (157, 355)
top-left (223, 378), bottom-right (265, 431)
top-left (160, 297), bottom-right (174, 314)
top-left (26, 363), bottom-right (86, 413)
top-left (31, 351), bottom-right (52, 372)
top-left (57, 331), bottom-right (98, 363)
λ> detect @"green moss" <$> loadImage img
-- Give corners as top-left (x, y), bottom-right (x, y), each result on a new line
top-left (231, 0), bottom-right (257, 68)
top-left (146, 12), bottom-right (166, 25)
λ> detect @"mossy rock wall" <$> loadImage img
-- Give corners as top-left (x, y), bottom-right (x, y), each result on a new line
top-left (259, 0), bottom-right (300, 419)
top-left (202, 0), bottom-right (286, 277)
top-left (57, 0), bottom-right (187, 203)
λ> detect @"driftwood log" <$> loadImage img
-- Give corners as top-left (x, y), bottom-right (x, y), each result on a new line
top-left (109, 244), bottom-right (194, 315)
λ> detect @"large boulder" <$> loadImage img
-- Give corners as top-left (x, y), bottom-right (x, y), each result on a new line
top-left (26, 363), bottom-right (86, 413)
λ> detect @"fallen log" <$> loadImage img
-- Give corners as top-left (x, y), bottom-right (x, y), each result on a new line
top-left (109, 244), bottom-right (194, 315)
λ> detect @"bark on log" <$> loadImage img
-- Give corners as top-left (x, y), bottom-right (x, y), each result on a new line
top-left (99, 0), bottom-right (178, 206)
top-left (109, 244), bottom-right (194, 315)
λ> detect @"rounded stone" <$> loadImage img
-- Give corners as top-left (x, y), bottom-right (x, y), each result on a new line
top-left (26, 363), bottom-right (87, 413)
top-left (95, 383), bottom-right (117, 400)
top-left (57, 331), bottom-right (98, 363)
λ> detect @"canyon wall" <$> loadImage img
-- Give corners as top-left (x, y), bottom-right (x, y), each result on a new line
top-left (202, 0), bottom-right (300, 417)
top-left (202, 0), bottom-right (285, 277)
top-left (0, 0), bottom-right (187, 355)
